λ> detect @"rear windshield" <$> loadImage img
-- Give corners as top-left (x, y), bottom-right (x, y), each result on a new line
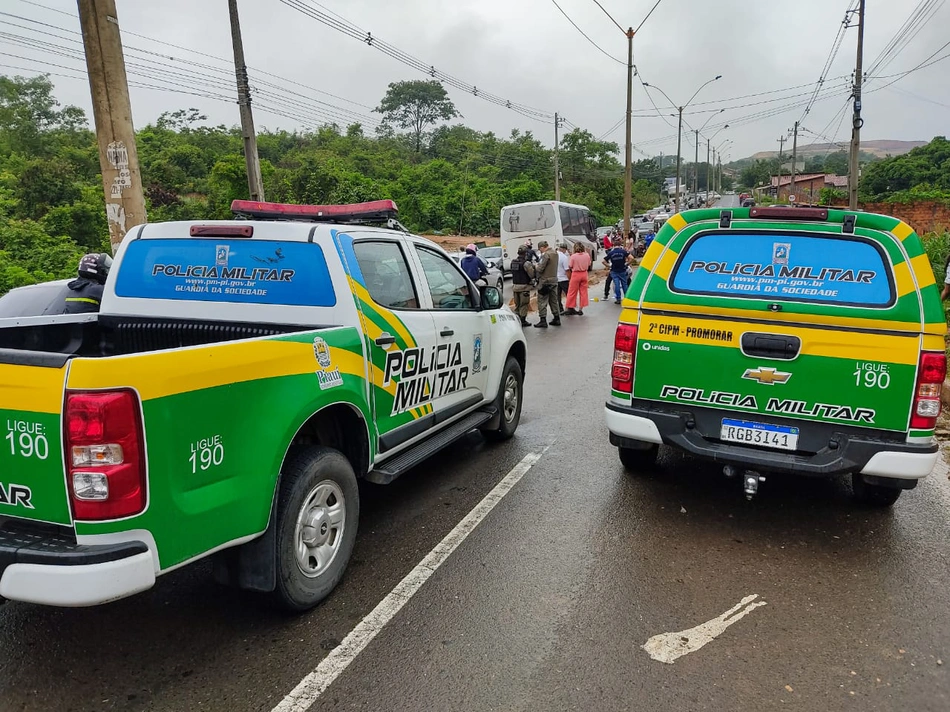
top-left (670, 232), bottom-right (895, 307)
top-left (114, 239), bottom-right (336, 307)
top-left (503, 205), bottom-right (556, 233)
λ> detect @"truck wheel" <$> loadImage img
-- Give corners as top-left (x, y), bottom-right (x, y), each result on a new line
top-left (851, 474), bottom-right (902, 507)
top-left (273, 446), bottom-right (359, 611)
top-left (618, 444), bottom-right (659, 472)
top-left (482, 356), bottom-right (523, 441)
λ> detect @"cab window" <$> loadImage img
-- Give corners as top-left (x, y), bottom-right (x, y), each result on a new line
top-left (670, 231), bottom-right (895, 307)
top-left (352, 241), bottom-right (419, 309)
top-left (416, 247), bottom-right (474, 310)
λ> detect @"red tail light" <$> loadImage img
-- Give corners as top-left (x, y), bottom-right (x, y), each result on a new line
top-left (611, 324), bottom-right (638, 393)
top-left (910, 351), bottom-right (946, 430)
top-left (65, 390), bottom-right (147, 521)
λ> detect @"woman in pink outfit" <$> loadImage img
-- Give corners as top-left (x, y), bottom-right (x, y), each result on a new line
top-left (564, 242), bottom-right (592, 316)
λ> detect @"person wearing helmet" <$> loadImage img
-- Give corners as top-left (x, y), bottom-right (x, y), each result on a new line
top-left (61, 252), bottom-right (112, 313)
top-left (460, 244), bottom-right (488, 284)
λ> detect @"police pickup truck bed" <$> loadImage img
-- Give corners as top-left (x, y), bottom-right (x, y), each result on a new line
top-left (0, 200), bottom-right (526, 610)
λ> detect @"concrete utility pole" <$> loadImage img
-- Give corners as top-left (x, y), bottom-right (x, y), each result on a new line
top-left (790, 121), bottom-right (799, 202)
top-left (706, 137), bottom-right (711, 203)
top-left (622, 27), bottom-right (635, 237)
top-left (675, 107), bottom-right (684, 212)
top-left (228, 0), bottom-right (265, 201)
top-left (77, 0), bottom-right (146, 253)
top-left (693, 129), bottom-right (700, 200)
top-left (848, 0), bottom-right (866, 209)
top-left (554, 112), bottom-right (561, 202)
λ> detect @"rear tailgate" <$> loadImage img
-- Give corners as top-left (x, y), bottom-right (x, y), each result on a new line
top-left (0, 356), bottom-right (72, 526)
top-left (631, 214), bottom-right (932, 438)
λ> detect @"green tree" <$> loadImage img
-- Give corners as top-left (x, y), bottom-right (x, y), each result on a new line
top-left (375, 80), bottom-right (460, 153)
top-left (859, 137), bottom-right (950, 201)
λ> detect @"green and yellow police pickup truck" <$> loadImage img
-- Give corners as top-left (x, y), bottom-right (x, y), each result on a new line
top-left (606, 206), bottom-right (947, 505)
top-left (0, 200), bottom-right (527, 610)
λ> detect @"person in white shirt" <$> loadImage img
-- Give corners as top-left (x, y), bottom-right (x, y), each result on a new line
top-left (556, 242), bottom-right (571, 314)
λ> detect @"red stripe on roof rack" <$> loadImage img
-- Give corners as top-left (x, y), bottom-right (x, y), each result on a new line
top-left (231, 199), bottom-right (398, 223)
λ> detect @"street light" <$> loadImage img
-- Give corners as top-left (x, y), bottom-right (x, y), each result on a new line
top-left (643, 75), bottom-right (722, 212)
top-left (692, 109), bottom-right (725, 202)
top-left (706, 123), bottom-right (729, 201)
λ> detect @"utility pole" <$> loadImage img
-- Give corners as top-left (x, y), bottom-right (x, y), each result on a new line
top-left (622, 27), bottom-right (634, 237)
top-left (790, 121), bottom-right (799, 203)
top-left (674, 107), bottom-right (684, 212)
top-left (775, 135), bottom-right (786, 197)
top-left (77, 0), bottom-right (146, 253)
top-left (848, 0), bottom-right (866, 209)
top-left (554, 112), bottom-right (561, 202)
top-left (228, 0), bottom-right (264, 201)
top-left (706, 137), bottom-right (711, 204)
top-left (693, 129), bottom-right (700, 201)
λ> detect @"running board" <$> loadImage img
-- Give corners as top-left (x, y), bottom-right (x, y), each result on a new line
top-left (366, 409), bottom-right (496, 485)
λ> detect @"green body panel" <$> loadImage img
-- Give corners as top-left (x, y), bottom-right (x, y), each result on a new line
top-left (634, 339), bottom-right (917, 433)
top-left (75, 326), bottom-right (372, 571)
top-left (0, 409), bottom-right (71, 526)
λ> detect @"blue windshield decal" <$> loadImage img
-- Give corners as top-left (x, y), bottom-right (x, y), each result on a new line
top-left (670, 233), bottom-right (894, 307)
top-left (114, 239), bottom-right (336, 306)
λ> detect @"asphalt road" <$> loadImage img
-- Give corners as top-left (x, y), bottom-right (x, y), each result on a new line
top-left (3, 264), bottom-right (950, 712)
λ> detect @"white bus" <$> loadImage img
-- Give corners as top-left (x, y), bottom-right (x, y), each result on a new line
top-left (500, 201), bottom-right (599, 271)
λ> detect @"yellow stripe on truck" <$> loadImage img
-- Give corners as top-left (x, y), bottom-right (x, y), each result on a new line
top-left (892, 221), bottom-right (914, 242)
top-left (910, 254), bottom-right (936, 289)
top-left (67, 340), bottom-right (381, 401)
top-left (638, 313), bottom-right (921, 365)
top-left (667, 214), bottom-right (688, 232)
top-left (0, 363), bottom-right (66, 414)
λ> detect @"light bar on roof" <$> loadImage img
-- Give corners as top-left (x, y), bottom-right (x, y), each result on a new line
top-left (231, 199), bottom-right (398, 223)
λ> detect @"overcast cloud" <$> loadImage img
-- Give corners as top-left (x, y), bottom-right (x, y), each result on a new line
top-left (4, 0), bottom-right (949, 162)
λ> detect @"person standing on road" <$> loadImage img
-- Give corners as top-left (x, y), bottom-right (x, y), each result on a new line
top-left (533, 240), bottom-right (561, 329)
top-left (556, 242), bottom-right (570, 314)
top-left (604, 241), bottom-right (632, 305)
top-left (563, 241), bottom-right (592, 316)
top-left (510, 245), bottom-right (534, 327)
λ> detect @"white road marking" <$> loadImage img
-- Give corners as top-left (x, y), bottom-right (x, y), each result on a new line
top-left (642, 594), bottom-right (768, 664)
top-left (272, 450), bottom-right (547, 712)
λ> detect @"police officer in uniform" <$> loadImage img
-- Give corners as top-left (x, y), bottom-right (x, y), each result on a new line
top-left (534, 240), bottom-right (561, 328)
top-left (510, 245), bottom-right (534, 327)
top-left (61, 253), bottom-right (112, 313)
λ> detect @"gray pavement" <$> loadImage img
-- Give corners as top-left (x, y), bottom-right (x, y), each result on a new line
top-left (2, 273), bottom-right (950, 712)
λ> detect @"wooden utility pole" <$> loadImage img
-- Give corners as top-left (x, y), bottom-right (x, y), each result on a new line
top-left (693, 129), bottom-right (700, 200)
top-left (848, 0), bottom-right (866, 209)
top-left (674, 107), bottom-right (684, 212)
top-left (228, 0), bottom-right (265, 201)
top-left (790, 121), bottom-right (799, 202)
top-left (554, 112), bottom-right (561, 202)
top-left (77, 0), bottom-right (146, 253)
top-left (622, 28), bottom-right (634, 237)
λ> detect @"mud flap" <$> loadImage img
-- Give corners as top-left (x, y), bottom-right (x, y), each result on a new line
top-left (212, 498), bottom-right (278, 593)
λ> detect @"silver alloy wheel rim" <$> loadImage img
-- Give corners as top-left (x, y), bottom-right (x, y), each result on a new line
top-left (503, 372), bottom-right (519, 423)
top-left (294, 480), bottom-right (345, 578)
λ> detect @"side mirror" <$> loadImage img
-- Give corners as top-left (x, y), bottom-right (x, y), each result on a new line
top-left (480, 285), bottom-right (503, 310)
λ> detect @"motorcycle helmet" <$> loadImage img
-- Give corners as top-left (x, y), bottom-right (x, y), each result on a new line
top-left (78, 253), bottom-right (113, 285)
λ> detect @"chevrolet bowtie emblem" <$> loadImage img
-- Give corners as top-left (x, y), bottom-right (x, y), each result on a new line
top-left (742, 367), bottom-right (792, 385)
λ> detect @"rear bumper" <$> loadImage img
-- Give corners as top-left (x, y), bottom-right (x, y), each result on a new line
top-left (0, 526), bottom-right (155, 607)
top-left (605, 401), bottom-right (938, 479)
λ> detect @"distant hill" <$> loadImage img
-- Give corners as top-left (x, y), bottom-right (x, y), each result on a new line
top-left (749, 139), bottom-right (926, 161)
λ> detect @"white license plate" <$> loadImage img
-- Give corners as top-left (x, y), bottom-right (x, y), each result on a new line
top-left (720, 418), bottom-right (799, 451)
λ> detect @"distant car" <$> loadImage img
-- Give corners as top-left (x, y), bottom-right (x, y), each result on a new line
top-left (450, 253), bottom-right (504, 293)
top-left (0, 279), bottom-right (72, 318)
top-left (742, 198), bottom-right (756, 208)
top-left (477, 246), bottom-right (505, 273)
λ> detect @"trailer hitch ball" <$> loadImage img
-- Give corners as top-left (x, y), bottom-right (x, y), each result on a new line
top-left (743, 471), bottom-right (766, 500)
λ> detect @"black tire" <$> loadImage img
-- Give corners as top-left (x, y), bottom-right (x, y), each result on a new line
top-left (496, 277), bottom-right (504, 293)
top-left (851, 474), bottom-right (902, 507)
top-left (618, 443), bottom-right (659, 472)
top-left (273, 446), bottom-right (360, 611)
top-left (482, 356), bottom-right (523, 441)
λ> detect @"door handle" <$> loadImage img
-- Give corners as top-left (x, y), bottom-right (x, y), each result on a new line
top-left (375, 332), bottom-right (396, 346)
top-left (440, 328), bottom-right (455, 337)
top-left (740, 332), bottom-right (801, 360)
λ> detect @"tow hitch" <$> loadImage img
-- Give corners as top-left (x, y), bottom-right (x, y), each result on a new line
top-left (724, 466), bottom-right (766, 499)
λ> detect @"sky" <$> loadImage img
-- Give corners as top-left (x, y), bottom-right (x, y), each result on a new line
top-left (2, 0), bottom-right (949, 164)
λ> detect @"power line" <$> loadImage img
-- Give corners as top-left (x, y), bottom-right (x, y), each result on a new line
top-left (798, 0), bottom-right (856, 123)
top-left (588, 0), bottom-right (625, 33)
top-left (278, 0), bottom-right (558, 122)
top-left (548, 0), bottom-right (625, 65)
top-left (635, 0), bottom-right (666, 33)
top-left (866, 0), bottom-right (945, 79)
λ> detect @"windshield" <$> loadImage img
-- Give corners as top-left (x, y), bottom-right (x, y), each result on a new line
top-left (671, 231), bottom-right (895, 307)
top-left (503, 204), bottom-right (556, 233)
